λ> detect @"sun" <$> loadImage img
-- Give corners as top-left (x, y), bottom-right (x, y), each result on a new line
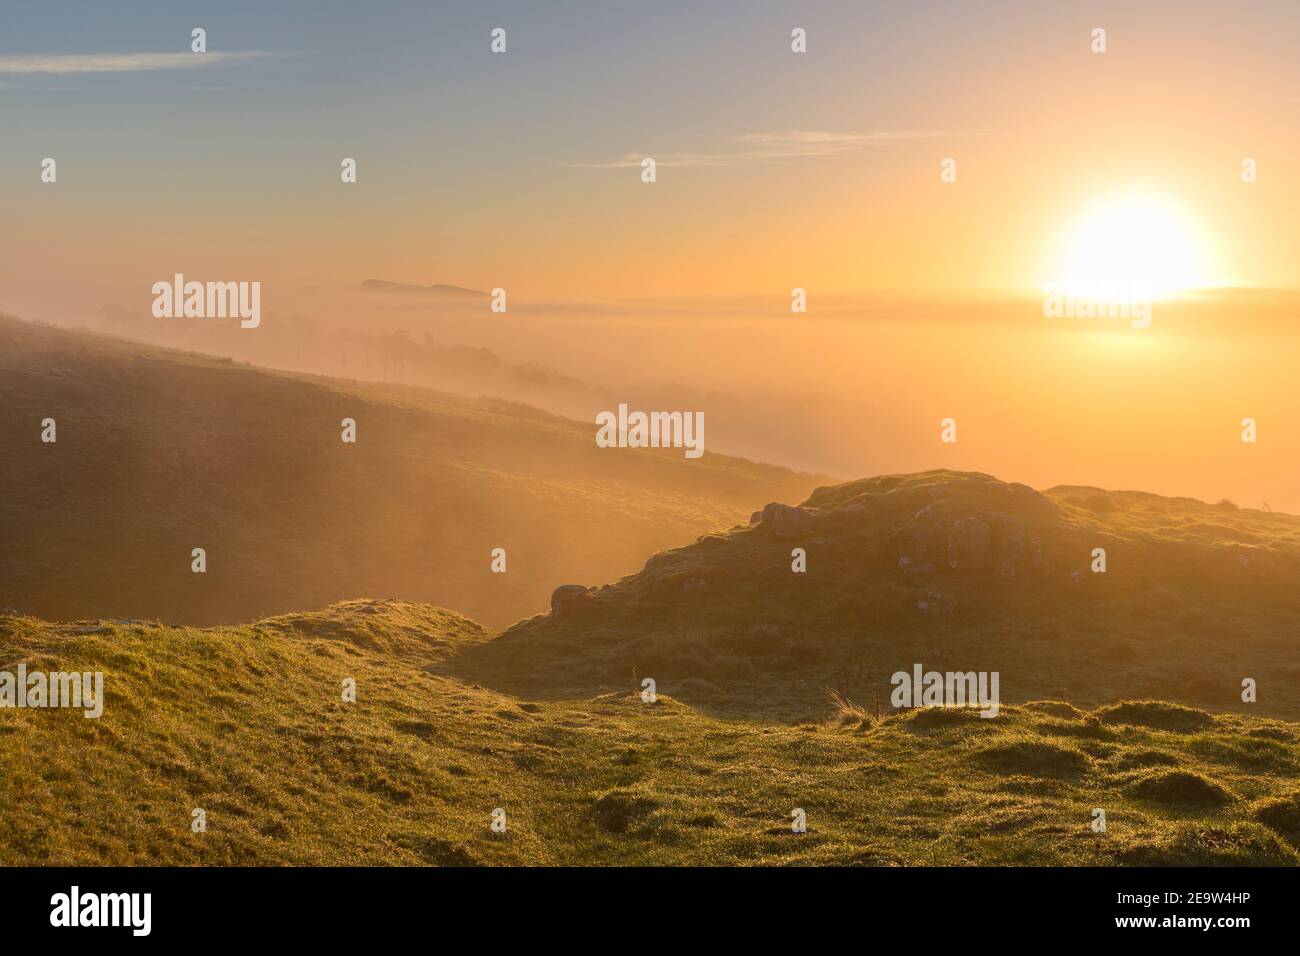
top-left (1056, 193), bottom-right (1211, 298)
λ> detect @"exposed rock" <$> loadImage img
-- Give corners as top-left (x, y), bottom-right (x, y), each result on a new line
top-left (550, 585), bottom-right (595, 618)
top-left (895, 494), bottom-right (1056, 579)
top-left (752, 502), bottom-right (818, 539)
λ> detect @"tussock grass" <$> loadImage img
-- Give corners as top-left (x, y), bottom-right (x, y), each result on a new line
top-left (973, 740), bottom-right (1092, 778)
top-left (826, 689), bottom-right (872, 728)
top-left (1023, 701), bottom-right (1087, 720)
top-left (1096, 701), bottom-right (1215, 733)
top-left (1251, 793), bottom-right (1300, 844)
top-left (1109, 748), bottom-right (1182, 770)
top-left (1116, 823), bottom-right (1295, 866)
top-left (1124, 770), bottom-right (1235, 809)
top-left (591, 787), bottom-right (661, 834)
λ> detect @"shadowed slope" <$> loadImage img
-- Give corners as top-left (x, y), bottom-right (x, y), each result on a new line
top-left (450, 471), bottom-right (1300, 719)
top-left (0, 315), bottom-right (821, 629)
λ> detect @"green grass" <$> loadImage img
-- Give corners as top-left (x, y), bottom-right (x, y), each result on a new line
top-left (2, 601), bottom-right (1296, 866)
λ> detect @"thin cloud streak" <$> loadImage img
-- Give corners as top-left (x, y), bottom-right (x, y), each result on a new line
top-left (570, 128), bottom-right (985, 168)
top-left (567, 152), bottom-right (740, 169)
top-left (0, 51), bottom-right (277, 75)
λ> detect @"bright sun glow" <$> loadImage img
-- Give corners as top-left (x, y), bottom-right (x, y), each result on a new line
top-left (1059, 194), bottom-right (1211, 298)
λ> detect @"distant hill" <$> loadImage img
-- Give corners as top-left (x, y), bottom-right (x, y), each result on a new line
top-left (452, 470), bottom-right (1300, 720)
top-left (92, 303), bottom-right (601, 421)
top-left (0, 314), bottom-right (821, 629)
top-left (359, 280), bottom-right (490, 299)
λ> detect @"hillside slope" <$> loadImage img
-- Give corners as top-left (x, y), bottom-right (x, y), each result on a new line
top-left (0, 315), bottom-right (821, 629)
top-left (451, 470), bottom-right (1300, 719)
top-left (2, 601), bottom-right (1296, 865)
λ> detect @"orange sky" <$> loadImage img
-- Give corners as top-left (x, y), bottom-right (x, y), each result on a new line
top-left (4, 1), bottom-right (1300, 513)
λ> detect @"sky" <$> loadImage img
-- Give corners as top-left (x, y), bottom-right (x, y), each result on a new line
top-left (4, 1), bottom-right (1300, 512)
top-left (3, 0), bottom-right (1300, 309)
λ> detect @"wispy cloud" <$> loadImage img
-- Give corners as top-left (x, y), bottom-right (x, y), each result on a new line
top-left (568, 152), bottom-right (739, 169)
top-left (738, 129), bottom-right (973, 156)
top-left (570, 128), bottom-right (983, 168)
top-left (0, 51), bottom-right (276, 75)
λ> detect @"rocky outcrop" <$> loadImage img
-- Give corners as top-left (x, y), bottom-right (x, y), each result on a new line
top-left (550, 585), bottom-right (595, 618)
top-left (894, 492), bottom-right (1056, 579)
top-left (749, 502), bottom-right (818, 539)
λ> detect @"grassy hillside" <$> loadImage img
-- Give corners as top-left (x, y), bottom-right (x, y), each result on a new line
top-left (0, 314), bottom-right (820, 629)
top-left (2, 601), bottom-right (1296, 865)
top-left (453, 470), bottom-right (1300, 720)
top-left (4, 345), bottom-right (1296, 867)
